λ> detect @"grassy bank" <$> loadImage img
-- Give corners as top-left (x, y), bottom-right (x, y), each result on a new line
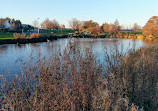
top-left (0, 35), bottom-right (69, 45)
top-left (0, 29), bottom-right (74, 40)
top-left (0, 30), bottom-right (74, 44)
top-left (0, 32), bottom-right (15, 39)
top-left (0, 40), bottom-right (158, 110)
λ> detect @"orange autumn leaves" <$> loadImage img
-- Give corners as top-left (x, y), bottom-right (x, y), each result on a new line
top-left (82, 20), bottom-right (101, 36)
top-left (70, 19), bottom-right (121, 36)
top-left (142, 16), bottom-right (158, 37)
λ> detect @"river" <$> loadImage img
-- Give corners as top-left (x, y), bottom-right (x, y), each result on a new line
top-left (0, 38), bottom-right (148, 77)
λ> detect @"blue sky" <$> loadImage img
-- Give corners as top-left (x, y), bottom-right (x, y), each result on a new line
top-left (1, 0), bottom-right (158, 28)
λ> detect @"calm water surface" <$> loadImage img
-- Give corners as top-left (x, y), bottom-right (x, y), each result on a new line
top-left (0, 38), bottom-right (149, 76)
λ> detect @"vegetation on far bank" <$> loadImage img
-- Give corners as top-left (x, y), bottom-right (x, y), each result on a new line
top-left (0, 29), bottom-right (74, 40)
top-left (1, 16), bottom-right (158, 111)
top-left (1, 16), bottom-right (158, 41)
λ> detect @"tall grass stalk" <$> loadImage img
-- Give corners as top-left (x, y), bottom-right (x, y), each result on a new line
top-left (0, 39), bottom-right (158, 111)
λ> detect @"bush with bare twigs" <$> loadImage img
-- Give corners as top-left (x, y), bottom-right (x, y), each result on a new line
top-left (14, 33), bottom-right (26, 39)
top-left (29, 33), bottom-right (39, 39)
top-left (0, 39), bottom-right (158, 111)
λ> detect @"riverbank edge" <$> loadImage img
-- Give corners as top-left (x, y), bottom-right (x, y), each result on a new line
top-left (0, 35), bottom-right (70, 45)
top-left (0, 35), bottom-right (108, 45)
top-left (0, 34), bottom-right (149, 45)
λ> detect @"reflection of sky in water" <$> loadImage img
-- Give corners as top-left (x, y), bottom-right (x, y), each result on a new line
top-left (0, 38), bottom-right (146, 78)
top-left (74, 38), bottom-right (144, 63)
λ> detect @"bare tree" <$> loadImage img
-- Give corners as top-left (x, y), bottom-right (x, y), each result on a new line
top-left (32, 19), bottom-right (39, 28)
top-left (69, 18), bottom-right (80, 31)
top-left (41, 18), bottom-right (53, 30)
top-left (52, 19), bottom-right (59, 30)
top-left (110, 19), bottom-right (121, 34)
top-left (41, 18), bottom-right (60, 30)
top-left (132, 23), bottom-right (141, 33)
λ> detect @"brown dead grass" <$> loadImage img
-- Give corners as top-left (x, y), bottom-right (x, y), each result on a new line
top-left (0, 39), bottom-right (158, 111)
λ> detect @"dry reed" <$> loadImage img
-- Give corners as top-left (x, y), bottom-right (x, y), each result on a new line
top-left (0, 39), bottom-right (158, 111)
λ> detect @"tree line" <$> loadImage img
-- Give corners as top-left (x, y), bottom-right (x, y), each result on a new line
top-left (1, 16), bottom-right (158, 38)
top-left (37, 16), bottom-right (158, 38)
top-left (68, 18), bottom-right (141, 36)
top-left (0, 17), bottom-right (22, 32)
top-left (32, 18), bottom-right (65, 31)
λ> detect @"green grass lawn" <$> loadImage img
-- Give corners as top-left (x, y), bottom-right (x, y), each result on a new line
top-left (0, 32), bottom-right (14, 39)
top-left (40, 29), bottom-right (74, 36)
top-left (0, 30), bottom-right (75, 40)
top-left (0, 33), bottom-right (33, 40)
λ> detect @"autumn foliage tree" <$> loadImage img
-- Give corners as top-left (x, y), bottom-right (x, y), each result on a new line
top-left (142, 16), bottom-right (158, 37)
top-left (12, 20), bottom-right (22, 30)
top-left (101, 23), bottom-right (110, 33)
top-left (88, 25), bottom-right (101, 36)
top-left (61, 24), bottom-right (65, 30)
top-left (0, 18), bottom-right (6, 29)
top-left (0, 17), bottom-right (22, 31)
top-left (80, 20), bottom-right (101, 36)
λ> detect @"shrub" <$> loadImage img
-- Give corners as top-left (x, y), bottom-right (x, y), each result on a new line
top-left (30, 33), bottom-right (40, 39)
top-left (123, 46), bottom-right (158, 111)
top-left (13, 33), bottom-right (26, 39)
top-left (136, 35), bottom-right (144, 39)
top-left (0, 39), bottom-right (158, 110)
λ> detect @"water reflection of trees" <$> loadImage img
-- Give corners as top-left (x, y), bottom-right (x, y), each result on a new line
top-left (30, 43), bottom-right (41, 49)
top-left (14, 43), bottom-right (43, 50)
top-left (143, 39), bottom-right (158, 45)
top-left (44, 39), bottom-right (70, 53)
top-left (0, 45), bottom-right (8, 53)
top-left (78, 38), bottom-right (119, 52)
top-left (45, 42), bottom-right (55, 53)
top-left (14, 44), bottom-right (28, 50)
